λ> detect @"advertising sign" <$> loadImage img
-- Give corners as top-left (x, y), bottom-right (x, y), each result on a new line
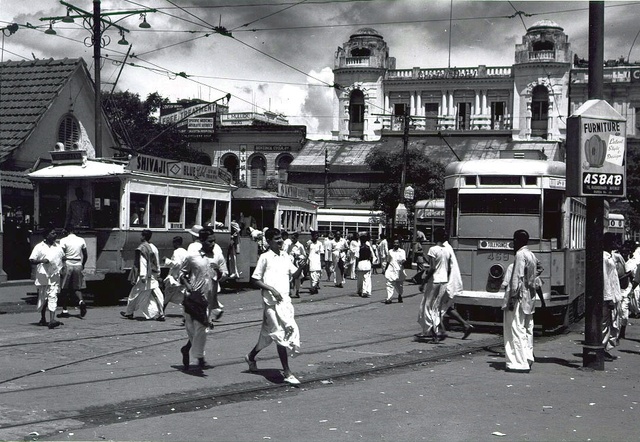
top-left (567, 100), bottom-right (626, 197)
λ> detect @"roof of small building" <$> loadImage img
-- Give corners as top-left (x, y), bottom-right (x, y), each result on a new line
top-left (0, 58), bottom-right (86, 165)
top-left (289, 136), bottom-right (560, 173)
top-left (351, 28), bottom-right (382, 39)
top-left (0, 170), bottom-right (33, 190)
top-left (528, 20), bottom-right (563, 32)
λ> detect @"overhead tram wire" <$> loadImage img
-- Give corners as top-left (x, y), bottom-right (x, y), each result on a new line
top-left (231, 0), bottom-right (309, 32)
top-left (162, 0), bottom-right (216, 29)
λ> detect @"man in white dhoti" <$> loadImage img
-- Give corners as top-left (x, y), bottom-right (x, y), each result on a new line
top-left (384, 238), bottom-right (406, 304)
top-left (179, 227), bottom-right (219, 370)
top-left (332, 231), bottom-right (348, 288)
top-left (502, 229), bottom-right (543, 372)
top-left (603, 233), bottom-right (622, 361)
top-left (437, 238), bottom-right (474, 339)
top-left (245, 228), bottom-right (306, 385)
top-left (417, 228), bottom-right (451, 343)
top-left (163, 236), bottom-right (189, 315)
top-left (121, 229), bottom-right (165, 321)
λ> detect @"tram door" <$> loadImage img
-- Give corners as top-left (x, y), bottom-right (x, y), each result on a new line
top-left (3, 205), bottom-right (32, 279)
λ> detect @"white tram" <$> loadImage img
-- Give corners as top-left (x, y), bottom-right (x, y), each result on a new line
top-left (444, 159), bottom-right (586, 330)
top-left (28, 150), bottom-right (234, 296)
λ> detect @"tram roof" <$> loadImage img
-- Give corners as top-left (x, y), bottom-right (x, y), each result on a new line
top-left (232, 187), bottom-right (280, 201)
top-left (444, 159), bottom-right (566, 177)
top-left (414, 199), bottom-right (445, 210)
top-left (28, 159), bottom-right (127, 179)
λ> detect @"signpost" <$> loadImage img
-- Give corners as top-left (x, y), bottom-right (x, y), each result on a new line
top-left (567, 99), bottom-right (626, 197)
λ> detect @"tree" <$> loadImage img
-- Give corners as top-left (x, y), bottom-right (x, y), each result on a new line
top-left (353, 145), bottom-right (446, 226)
top-left (102, 91), bottom-right (209, 164)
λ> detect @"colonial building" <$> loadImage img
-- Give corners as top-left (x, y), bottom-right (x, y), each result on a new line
top-left (0, 57), bottom-right (119, 279)
top-left (289, 20), bottom-right (640, 221)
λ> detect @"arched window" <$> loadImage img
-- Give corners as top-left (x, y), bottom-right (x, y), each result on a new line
top-left (249, 155), bottom-right (267, 189)
top-left (351, 47), bottom-right (371, 57)
top-left (531, 85), bottom-right (549, 137)
top-left (57, 114), bottom-right (80, 150)
top-left (349, 89), bottom-right (365, 136)
top-left (276, 154), bottom-right (293, 183)
top-left (221, 154), bottom-right (239, 183)
top-left (532, 40), bottom-right (554, 52)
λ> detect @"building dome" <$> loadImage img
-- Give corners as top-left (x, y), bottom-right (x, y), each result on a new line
top-left (527, 20), bottom-right (563, 32)
top-left (350, 28), bottom-right (383, 39)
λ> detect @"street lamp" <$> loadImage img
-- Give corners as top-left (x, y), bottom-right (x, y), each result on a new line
top-left (40, 1), bottom-right (156, 157)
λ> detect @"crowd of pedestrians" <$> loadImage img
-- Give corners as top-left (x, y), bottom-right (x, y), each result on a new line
top-left (29, 222), bottom-right (635, 380)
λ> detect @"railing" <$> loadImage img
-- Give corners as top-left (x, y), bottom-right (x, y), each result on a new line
top-left (528, 50), bottom-right (555, 61)
top-left (378, 114), bottom-right (512, 132)
top-left (386, 66), bottom-right (512, 80)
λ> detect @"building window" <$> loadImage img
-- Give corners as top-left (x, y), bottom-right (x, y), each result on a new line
top-left (424, 103), bottom-right (438, 130)
top-left (351, 47), bottom-right (371, 57)
top-left (457, 102), bottom-right (471, 130)
top-left (531, 85), bottom-right (549, 137)
top-left (532, 40), bottom-right (554, 52)
top-left (349, 89), bottom-right (365, 135)
top-left (277, 154), bottom-right (294, 183)
top-left (222, 154), bottom-right (239, 183)
top-left (249, 155), bottom-right (267, 189)
top-left (491, 102), bottom-right (506, 129)
top-left (57, 114), bottom-right (80, 150)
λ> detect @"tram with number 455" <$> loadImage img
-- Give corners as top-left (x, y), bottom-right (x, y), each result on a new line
top-left (444, 158), bottom-right (586, 331)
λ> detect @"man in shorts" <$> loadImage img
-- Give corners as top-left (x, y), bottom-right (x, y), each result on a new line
top-left (29, 227), bottom-right (65, 329)
top-left (59, 226), bottom-right (88, 318)
top-left (244, 228), bottom-right (306, 385)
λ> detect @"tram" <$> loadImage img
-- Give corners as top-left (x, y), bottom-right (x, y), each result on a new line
top-left (444, 158), bottom-right (586, 330)
top-left (231, 185), bottom-right (318, 282)
top-left (28, 149), bottom-right (234, 296)
top-left (413, 198), bottom-right (445, 246)
top-left (604, 212), bottom-right (626, 246)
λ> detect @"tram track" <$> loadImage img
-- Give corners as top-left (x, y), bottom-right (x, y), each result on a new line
top-left (0, 284), bottom-right (569, 439)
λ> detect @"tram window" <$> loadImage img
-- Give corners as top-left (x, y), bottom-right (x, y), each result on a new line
top-left (202, 199), bottom-right (215, 226)
top-left (216, 200), bottom-right (229, 229)
top-left (38, 182), bottom-right (67, 228)
top-left (459, 194), bottom-right (539, 215)
top-left (149, 195), bottom-right (166, 228)
top-left (543, 190), bottom-right (563, 241)
top-left (168, 197), bottom-right (184, 228)
top-left (185, 198), bottom-right (199, 228)
top-left (93, 182), bottom-right (120, 228)
top-left (130, 193), bottom-right (148, 227)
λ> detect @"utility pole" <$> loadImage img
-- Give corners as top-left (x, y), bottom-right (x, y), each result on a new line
top-left (583, 1), bottom-right (605, 370)
top-left (41, 0), bottom-right (156, 157)
top-left (323, 148), bottom-right (329, 208)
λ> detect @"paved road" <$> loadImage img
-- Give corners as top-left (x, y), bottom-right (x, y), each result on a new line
top-left (0, 274), bottom-right (638, 441)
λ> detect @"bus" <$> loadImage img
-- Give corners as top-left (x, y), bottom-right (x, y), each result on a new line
top-left (28, 150), bottom-right (234, 297)
top-left (231, 185), bottom-right (318, 281)
top-left (444, 158), bottom-right (586, 330)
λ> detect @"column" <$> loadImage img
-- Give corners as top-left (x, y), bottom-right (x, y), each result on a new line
top-left (482, 90), bottom-right (487, 115)
top-left (475, 92), bottom-right (480, 116)
top-left (410, 93), bottom-right (415, 115)
top-left (449, 91), bottom-right (454, 116)
top-left (416, 92), bottom-right (422, 116)
top-left (441, 91), bottom-right (447, 116)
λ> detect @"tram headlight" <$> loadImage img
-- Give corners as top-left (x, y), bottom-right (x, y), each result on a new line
top-left (486, 264), bottom-right (505, 293)
top-left (489, 264), bottom-right (505, 279)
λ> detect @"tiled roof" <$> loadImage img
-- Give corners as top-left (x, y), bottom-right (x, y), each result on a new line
top-left (0, 170), bottom-right (32, 190)
top-left (290, 136), bottom-right (560, 172)
top-left (0, 58), bottom-right (85, 164)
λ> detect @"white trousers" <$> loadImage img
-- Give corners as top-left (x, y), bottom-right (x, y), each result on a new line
top-left (356, 270), bottom-right (371, 296)
top-left (385, 279), bottom-right (403, 300)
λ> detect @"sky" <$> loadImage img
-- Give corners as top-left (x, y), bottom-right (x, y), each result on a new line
top-left (1, 0), bottom-right (640, 139)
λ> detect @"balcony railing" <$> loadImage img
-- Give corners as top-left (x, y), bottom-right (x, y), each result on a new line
top-left (386, 66), bottom-right (512, 80)
top-left (528, 50), bottom-right (555, 61)
top-left (378, 114), bottom-right (512, 132)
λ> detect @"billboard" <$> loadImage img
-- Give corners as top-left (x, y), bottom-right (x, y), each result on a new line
top-left (566, 100), bottom-right (626, 197)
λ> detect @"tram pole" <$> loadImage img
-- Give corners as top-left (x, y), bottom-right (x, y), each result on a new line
top-left (583, 1), bottom-right (605, 370)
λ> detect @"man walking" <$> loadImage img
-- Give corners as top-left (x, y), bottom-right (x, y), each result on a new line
top-left (163, 236), bottom-right (189, 316)
top-left (29, 227), bottom-right (65, 329)
top-left (418, 228), bottom-right (451, 342)
top-left (179, 227), bottom-right (219, 370)
top-left (58, 226), bottom-right (88, 318)
top-left (332, 231), bottom-right (348, 288)
top-left (245, 228), bottom-right (306, 385)
top-left (121, 229), bottom-right (165, 321)
top-left (307, 230), bottom-right (324, 295)
top-left (503, 229), bottom-right (543, 372)
top-left (384, 238), bottom-right (406, 304)
top-left (323, 232), bottom-right (334, 281)
top-left (603, 232), bottom-right (623, 361)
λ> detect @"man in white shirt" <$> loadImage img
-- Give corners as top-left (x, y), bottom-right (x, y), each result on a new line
top-left (306, 230), bottom-right (324, 295)
top-left (29, 227), bottom-right (65, 329)
top-left (245, 228), bottom-right (306, 385)
top-left (59, 226), bottom-right (88, 318)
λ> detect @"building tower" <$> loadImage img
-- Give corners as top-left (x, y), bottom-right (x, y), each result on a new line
top-left (332, 28), bottom-right (395, 141)
top-left (512, 20), bottom-right (572, 141)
